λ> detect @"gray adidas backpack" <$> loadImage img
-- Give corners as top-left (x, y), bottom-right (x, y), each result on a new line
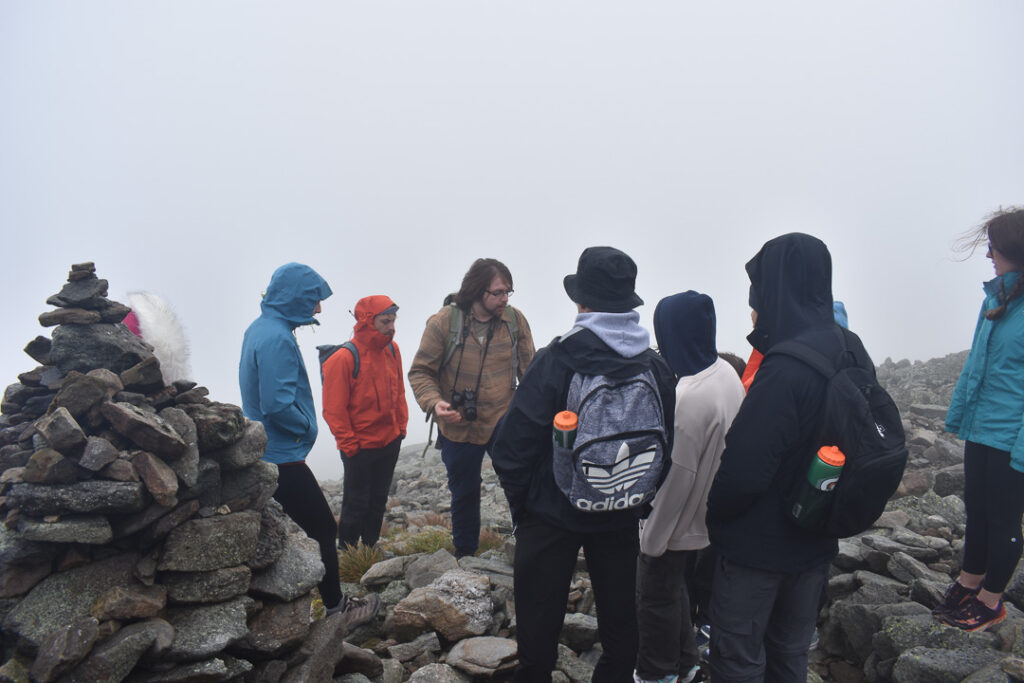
top-left (553, 367), bottom-right (668, 512)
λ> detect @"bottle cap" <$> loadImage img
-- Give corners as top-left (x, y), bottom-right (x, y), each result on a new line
top-left (553, 410), bottom-right (578, 431)
top-left (817, 445), bottom-right (846, 467)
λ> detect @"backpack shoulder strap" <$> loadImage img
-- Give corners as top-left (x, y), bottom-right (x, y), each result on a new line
top-left (504, 307), bottom-right (520, 384)
top-left (340, 341), bottom-right (360, 379)
top-left (768, 326), bottom-right (854, 379)
top-left (441, 304), bottom-right (466, 368)
top-left (768, 339), bottom-right (837, 379)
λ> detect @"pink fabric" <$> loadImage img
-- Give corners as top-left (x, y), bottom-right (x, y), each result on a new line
top-left (123, 310), bottom-right (142, 338)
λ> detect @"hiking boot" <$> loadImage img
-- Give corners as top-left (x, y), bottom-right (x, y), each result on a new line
top-left (931, 581), bottom-right (981, 617)
top-left (940, 596), bottom-right (1006, 632)
top-left (326, 593), bottom-right (381, 631)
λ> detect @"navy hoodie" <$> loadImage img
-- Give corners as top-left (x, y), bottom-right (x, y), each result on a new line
top-left (654, 291), bottom-right (718, 378)
top-left (707, 233), bottom-right (873, 572)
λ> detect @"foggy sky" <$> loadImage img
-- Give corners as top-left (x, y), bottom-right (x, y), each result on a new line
top-left (2, 1), bottom-right (1023, 479)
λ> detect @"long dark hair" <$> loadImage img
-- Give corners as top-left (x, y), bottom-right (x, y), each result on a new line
top-left (453, 258), bottom-right (513, 310)
top-left (955, 207), bottom-right (1024, 320)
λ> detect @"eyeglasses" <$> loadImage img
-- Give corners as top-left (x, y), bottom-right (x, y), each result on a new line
top-left (485, 288), bottom-right (514, 299)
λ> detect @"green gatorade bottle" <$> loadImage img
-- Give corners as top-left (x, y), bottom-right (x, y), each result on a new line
top-left (790, 445), bottom-right (846, 530)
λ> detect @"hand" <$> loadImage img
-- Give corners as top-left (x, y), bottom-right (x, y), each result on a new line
top-left (434, 400), bottom-right (462, 424)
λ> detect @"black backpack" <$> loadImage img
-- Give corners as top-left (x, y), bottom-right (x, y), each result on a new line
top-left (317, 341), bottom-right (395, 380)
top-left (770, 327), bottom-right (908, 538)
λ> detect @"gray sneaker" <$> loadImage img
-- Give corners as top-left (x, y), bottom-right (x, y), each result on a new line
top-left (327, 593), bottom-right (381, 631)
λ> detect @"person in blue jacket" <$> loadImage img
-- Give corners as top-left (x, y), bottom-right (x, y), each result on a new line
top-left (938, 208), bottom-right (1024, 632)
top-left (239, 262), bottom-right (380, 626)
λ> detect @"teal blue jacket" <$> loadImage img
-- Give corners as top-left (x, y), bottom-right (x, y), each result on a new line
top-left (946, 271), bottom-right (1024, 472)
top-left (239, 263), bottom-right (332, 465)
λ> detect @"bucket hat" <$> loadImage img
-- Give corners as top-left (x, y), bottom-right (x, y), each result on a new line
top-left (563, 246), bottom-right (644, 312)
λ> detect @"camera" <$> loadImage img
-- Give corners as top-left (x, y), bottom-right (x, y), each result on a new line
top-left (450, 389), bottom-right (478, 422)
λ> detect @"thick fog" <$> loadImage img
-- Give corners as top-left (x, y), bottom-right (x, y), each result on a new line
top-left (2, 2), bottom-right (1022, 479)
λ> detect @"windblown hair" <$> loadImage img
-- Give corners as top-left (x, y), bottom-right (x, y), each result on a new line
top-left (955, 207), bottom-right (1024, 321)
top-left (452, 258), bottom-right (513, 310)
top-left (125, 291), bottom-right (193, 383)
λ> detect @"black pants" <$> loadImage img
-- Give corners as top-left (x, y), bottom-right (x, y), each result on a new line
top-left (338, 437), bottom-right (402, 548)
top-left (636, 550), bottom-right (700, 679)
top-left (273, 461), bottom-right (343, 608)
top-left (513, 514), bottom-right (639, 683)
top-left (709, 556), bottom-right (827, 683)
top-left (962, 440), bottom-right (1024, 593)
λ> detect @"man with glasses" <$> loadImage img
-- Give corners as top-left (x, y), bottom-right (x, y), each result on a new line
top-left (409, 258), bottom-right (535, 557)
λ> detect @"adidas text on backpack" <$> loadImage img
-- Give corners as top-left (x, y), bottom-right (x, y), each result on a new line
top-left (553, 350), bottom-right (669, 512)
top-left (771, 327), bottom-right (908, 538)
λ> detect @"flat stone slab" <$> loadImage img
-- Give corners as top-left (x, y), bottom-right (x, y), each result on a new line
top-left (7, 481), bottom-right (145, 516)
top-left (18, 516), bottom-right (113, 544)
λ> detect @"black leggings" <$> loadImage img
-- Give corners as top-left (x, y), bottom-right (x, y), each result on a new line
top-left (962, 440), bottom-right (1024, 594)
top-left (273, 461), bottom-right (343, 608)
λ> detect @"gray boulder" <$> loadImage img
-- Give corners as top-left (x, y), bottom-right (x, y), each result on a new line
top-left (157, 511), bottom-right (261, 572)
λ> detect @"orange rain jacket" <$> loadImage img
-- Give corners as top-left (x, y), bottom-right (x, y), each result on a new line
top-left (322, 295), bottom-right (409, 456)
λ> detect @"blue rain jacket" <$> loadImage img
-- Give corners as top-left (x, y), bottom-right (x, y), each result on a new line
top-left (946, 271), bottom-right (1024, 472)
top-left (239, 263), bottom-right (332, 464)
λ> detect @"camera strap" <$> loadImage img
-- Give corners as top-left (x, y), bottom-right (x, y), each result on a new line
top-left (450, 316), bottom-right (496, 397)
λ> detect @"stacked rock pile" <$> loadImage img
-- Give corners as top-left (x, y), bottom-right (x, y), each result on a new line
top-left (0, 264), bottom-right (373, 682)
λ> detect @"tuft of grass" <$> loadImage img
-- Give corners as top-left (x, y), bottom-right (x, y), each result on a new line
top-left (337, 543), bottom-right (385, 583)
top-left (422, 512), bottom-right (452, 529)
top-left (477, 527), bottom-right (505, 555)
top-left (401, 527), bottom-right (455, 555)
top-left (376, 525), bottom-right (508, 558)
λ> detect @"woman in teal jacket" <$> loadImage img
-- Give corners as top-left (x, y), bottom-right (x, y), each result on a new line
top-left (938, 208), bottom-right (1024, 632)
top-left (239, 263), bottom-right (380, 625)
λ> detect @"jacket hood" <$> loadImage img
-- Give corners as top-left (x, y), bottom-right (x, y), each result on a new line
top-left (653, 291), bottom-right (717, 377)
top-left (573, 311), bottom-right (650, 358)
top-left (353, 295), bottom-right (398, 348)
top-left (553, 320), bottom-right (654, 378)
top-left (260, 263), bottom-right (332, 328)
top-left (746, 233), bottom-right (834, 352)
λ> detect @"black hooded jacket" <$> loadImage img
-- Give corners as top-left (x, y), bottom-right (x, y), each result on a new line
top-left (707, 233), bottom-right (873, 573)
top-left (492, 326), bottom-right (676, 534)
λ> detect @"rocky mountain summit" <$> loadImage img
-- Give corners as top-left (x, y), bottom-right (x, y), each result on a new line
top-left (2, 263), bottom-right (1023, 682)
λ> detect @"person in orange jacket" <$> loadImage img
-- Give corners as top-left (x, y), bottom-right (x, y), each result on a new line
top-left (322, 295), bottom-right (409, 549)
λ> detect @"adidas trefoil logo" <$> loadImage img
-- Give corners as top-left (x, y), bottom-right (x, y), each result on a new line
top-left (581, 442), bottom-right (656, 494)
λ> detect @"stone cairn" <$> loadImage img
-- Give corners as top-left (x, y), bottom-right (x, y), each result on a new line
top-left (0, 263), bottom-right (380, 682)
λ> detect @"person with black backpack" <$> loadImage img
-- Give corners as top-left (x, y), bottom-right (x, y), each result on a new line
top-left (937, 208), bottom-right (1024, 632)
top-left (492, 246), bottom-right (676, 682)
top-left (320, 295), bottom-right (408, 550)
top-left (706, 234), bottom-right (901, 683)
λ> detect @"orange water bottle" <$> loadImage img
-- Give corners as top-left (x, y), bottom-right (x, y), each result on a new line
top-left (553, 411), bottom-right (578, 449)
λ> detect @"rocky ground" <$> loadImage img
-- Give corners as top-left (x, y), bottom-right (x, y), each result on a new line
top-left (311, 352), bottom-right (1024, 683)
